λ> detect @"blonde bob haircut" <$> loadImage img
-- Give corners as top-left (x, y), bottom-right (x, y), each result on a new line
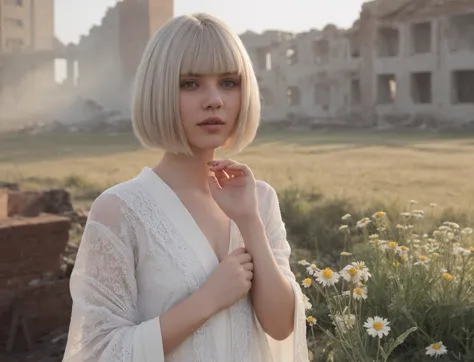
top-left (131, 13), bottom-right (261, 156)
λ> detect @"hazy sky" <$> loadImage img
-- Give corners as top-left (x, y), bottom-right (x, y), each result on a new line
top-left (54, 0), bottom-right (366, 45)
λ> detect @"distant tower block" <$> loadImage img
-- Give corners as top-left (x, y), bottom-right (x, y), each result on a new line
top-left (118, 0), bottom-right (174, 77)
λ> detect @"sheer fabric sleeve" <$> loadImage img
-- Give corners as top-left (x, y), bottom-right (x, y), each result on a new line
top-left (259, 182), bottom-right (310, 362)
top-left (62, 193), bottom-right (164, 362)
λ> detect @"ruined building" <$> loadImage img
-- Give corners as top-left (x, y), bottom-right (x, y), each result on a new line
top-left (242, 0), bottom-right (474, 125)
top-left (1, 0), bottom-right (473, 127)
top-left (0, 0), bottom-right (174, 123)
top-left (69, 0), bottom-right (174, 115)
top-left (0, 0), bottom-right (57, 119)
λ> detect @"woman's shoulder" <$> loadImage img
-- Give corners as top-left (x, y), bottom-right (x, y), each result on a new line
top-left (87, 176), bottom-right (143, 223)
top-left (255, 180), bottom-right (280, 215)
top-left (256, 179), bottom-right (278, 199)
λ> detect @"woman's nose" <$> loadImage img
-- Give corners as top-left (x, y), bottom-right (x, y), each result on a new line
top-left (203, 87), bottom-right (224, 109)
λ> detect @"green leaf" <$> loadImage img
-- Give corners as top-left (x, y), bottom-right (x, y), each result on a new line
top-left (379, 344), bottom-right (388, 360)
top-left (385, 327), bottom-right (417, 357)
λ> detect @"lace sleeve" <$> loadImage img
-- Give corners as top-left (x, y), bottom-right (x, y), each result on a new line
top-left (62, 193), bottom-right (164, 362)
top-left (260, 182), bottom-right (310, 362)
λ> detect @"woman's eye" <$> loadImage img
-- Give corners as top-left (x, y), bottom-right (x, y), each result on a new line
top-left (181, 80), bottom-right (198, 88)
top-left (222, 80), bottom-right (236, 88)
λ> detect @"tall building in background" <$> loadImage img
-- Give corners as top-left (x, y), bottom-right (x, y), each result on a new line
top-left (0, 0), bottom-right (54, 54)
top-left (0, 0), bottom-right (56, 121)
top-left (73, 0), bottom-right (174, 115)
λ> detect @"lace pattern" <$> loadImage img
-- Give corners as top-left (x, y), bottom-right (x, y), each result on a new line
top-left (107, 183), bottom-right (218, 362)
top-left (63, 171), bottom-right (309, 362)
top-left (63, 196), bottom-right (140, 361)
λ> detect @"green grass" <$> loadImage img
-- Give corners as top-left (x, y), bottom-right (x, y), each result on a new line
top-left (1, 130), bottom-right (474, 214)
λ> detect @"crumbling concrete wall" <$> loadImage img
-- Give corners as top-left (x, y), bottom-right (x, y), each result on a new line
top-left (366, 0), bottom-right (474, 124)
top-left (241, 26), bottom-right (362, 123)
top-left (73, 0), bottom-right (174, 116)
top-left (240, 0), bottom-right (474, 125)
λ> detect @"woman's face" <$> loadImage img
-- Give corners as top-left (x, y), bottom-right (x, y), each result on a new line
top-left (179, 72), bottom-right (242, 153)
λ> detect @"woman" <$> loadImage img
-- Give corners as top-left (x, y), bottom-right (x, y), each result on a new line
top-left (62, 13), bottom-right (309, 362)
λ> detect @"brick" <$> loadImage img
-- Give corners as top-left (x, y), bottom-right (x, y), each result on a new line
top-left (0, 210), bottom-right (72, 349)
top-left (0, 189), bottom-right (7, 219)
top-left (7, 190), bottom-right (45, 217)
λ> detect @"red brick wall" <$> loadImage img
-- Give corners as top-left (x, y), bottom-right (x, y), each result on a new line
top-left (0, 215), bottom-right (72, 350)
top-left (0, 215), bottom-right (70, 291)
top-left (0, 279), bottom-right (72, 351)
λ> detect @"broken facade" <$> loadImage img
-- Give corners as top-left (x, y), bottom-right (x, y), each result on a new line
top-left (0, 0), bottom-right (57, 119)
top-left (241, 0), bottom-right (474, 125)
top-left (69, 0), bottom-right (174, 115)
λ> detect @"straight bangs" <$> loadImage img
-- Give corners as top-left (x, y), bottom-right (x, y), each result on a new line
top-left (179, 23), bottom-right (244, 77)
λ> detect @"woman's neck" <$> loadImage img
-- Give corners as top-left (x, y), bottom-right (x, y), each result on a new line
top-left (152, 150), bottom-right (216, 193)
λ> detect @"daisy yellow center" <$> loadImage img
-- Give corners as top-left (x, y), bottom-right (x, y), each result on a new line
top-left (400, 246), bottom-right (408, 252)
top-left (388, 241), bottom-right (398, 248)
top-left (354, 288), bottom-right (363, 295)
top-left (310, 264), bottom-right (317, 270)
top-left (322, 268), bottom-right (334, 279)
top-left (348, 267), bottom-right (358, 277)
top-left (432, 343), bottom-right (441, 350)
top-left (373, 321), bottom-right (383, 331)
top-left (307, 316), bottom-right (314, 323)
top-left (375, 212), bottom-right (385, 218)
top-left (419, 255), bottom-right (428, 262)
top-left (361, 218), bottom-right (369, 223)
top-left (303, 278), bottom-right (312, 286)
top-left (442, 273), bottom-right (453, 281)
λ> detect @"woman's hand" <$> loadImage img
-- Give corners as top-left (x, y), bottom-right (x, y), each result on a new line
top-left (200, 248), bottom-right (253, 313)
top-left (207, 159), bottom-right (259, 225)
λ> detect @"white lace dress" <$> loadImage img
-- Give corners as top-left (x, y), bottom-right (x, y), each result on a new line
top-left (62, 167), bottom-right (309, 362)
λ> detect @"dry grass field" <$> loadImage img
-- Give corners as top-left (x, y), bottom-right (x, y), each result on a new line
top-left (1, 129), bottom-right (474, 216)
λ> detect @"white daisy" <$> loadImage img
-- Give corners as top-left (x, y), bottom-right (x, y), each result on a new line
top-left (396, 245), bottom-right (409, 257)
top-left (302, 294), bottom-right (312, 310)
top-left (341, 214), bottom-right (351, 221)
top-left (372, 211), bottom-right (387, 219)
top-left (301, 278), bottom-right (312, 288)
top-left (306, 316), bottom-right (317, 326)
top-left (306, 264), bottom-right (319, 276)
top-left (425, 342), bottom-right (448, 357)
top-left (341, 264), bottom-right (361, 283)
top-left (352, 286), bottom-right (368, 300)
top-left (351, 262), bottom-right (372, 282)
top-left (314, 267), bottom-right (340, 287)
top-left (414, 255), bottom-right (430, 266)
top-left (298, 259), bottom-right (310, 266)
top-left (364, 316), bottom-right (391, 338)
top-left (339, 225), bottom-right (349, 232)
top-left (357, 217), bottom-right (371, 228)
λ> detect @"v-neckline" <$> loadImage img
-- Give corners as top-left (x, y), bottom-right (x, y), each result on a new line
top-left (144, 167), bottom-right (234, 264)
